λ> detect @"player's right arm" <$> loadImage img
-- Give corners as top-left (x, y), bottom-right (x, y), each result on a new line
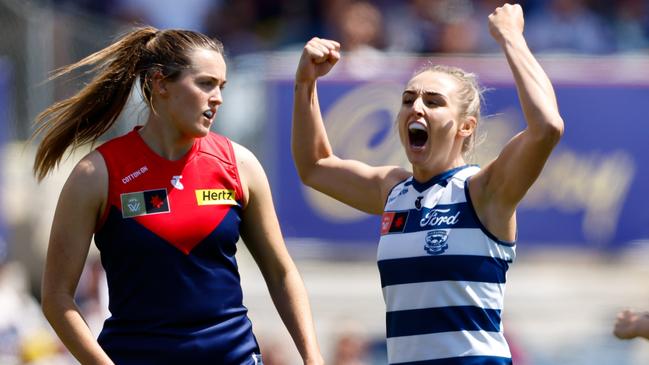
top-left (40, 151), bottom-right (114, 365)
top-left (292, 37), bottom-right (409, 215)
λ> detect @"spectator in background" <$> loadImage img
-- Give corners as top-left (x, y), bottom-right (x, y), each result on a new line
top-left (49, 0), bottom-right (649, 55)
top-left (203, 0), bottom-right (268, 56)
top-left (614, 309), bottom-right (649, 340)
top-left (382, 0), bottom-right (443, 53)
top-left (259, 336), bottom-right (290, 365)
top-left (381, 0), bottom-right (486, 54)
top-left (331, 1), bottom-right (386, 78)
top-left (331, 330), bottom-right (369, 365)
top-left (525, 0), bottom-right (613, 53)
top-left (335, 1), bottom-right (384, 52)
top-left (436, 0), bottom-right (481, 54)
top-left (610, 0), bottom-right (649, 52)
top-left (0, 261), bottom-right (66, 364)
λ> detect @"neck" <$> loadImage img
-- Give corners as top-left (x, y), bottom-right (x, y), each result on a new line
top-left (412, 156), bottom-right (466, 183)
top-left (138, 121), bottom-right (195, 161)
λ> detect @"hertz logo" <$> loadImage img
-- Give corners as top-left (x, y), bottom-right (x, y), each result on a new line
top-left (195, 189), bottom-right (237, 206)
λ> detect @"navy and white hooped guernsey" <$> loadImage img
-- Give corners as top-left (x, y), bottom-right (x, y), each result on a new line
top-left (378, 165), bottom-right (516, 365)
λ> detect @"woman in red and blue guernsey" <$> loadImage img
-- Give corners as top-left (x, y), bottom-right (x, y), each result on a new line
top-left (33, 26), bottom-right (323, 365)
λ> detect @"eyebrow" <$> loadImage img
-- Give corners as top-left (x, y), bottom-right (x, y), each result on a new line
top-left (197, 75), bottom-right (227, 85)
top-left (402, 90), bottom-right (447, 99)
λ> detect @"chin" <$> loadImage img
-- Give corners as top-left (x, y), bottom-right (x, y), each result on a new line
top-left (196, 122), bottom-right (213, 135)
top-left (405, 152), bottom-right (424, 167)
top-left (182, 127), bottom-right (210, 140)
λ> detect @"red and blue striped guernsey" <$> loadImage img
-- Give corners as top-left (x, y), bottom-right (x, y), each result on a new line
top-left (378, 165), bottom-right (516, 365)
top-left (94, 128), bottom-right (261, 365)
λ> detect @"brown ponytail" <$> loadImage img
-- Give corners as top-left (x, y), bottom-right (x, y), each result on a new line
top-left (32, 26), bottom-right (224, 181)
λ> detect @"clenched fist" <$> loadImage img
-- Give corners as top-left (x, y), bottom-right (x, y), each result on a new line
top-left (295, 37), bottom-right (341, 84)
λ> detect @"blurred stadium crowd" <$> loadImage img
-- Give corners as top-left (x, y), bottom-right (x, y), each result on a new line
top-left (1, 0), bottom-right (649, 364)
top-left (47, 0), bottom-right (649, 55)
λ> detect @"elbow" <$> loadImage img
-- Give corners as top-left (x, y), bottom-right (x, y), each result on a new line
top-left (40, 290), bottom-right (70, 324)
top-left (294, 155), bottom-right (331, 189)
top-left (40, 291), bottom-right (57, 323)
top-left (294, 163), bottom-right (312, 185)
top-left (538, 115), bottom-right (564, 146)
top-left (549, 115), bottom-right (564, 144)
top-left (291, 148), bottom-right (316, 187)
top-left (296, 165), bottom-right (320, 190)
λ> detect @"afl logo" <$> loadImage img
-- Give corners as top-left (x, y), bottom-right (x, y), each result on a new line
top-left (424, 229), bottom-right (449, 255)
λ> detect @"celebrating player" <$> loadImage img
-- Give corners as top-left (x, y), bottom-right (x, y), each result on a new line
top-left (292, 4), bottom-right (563, 364)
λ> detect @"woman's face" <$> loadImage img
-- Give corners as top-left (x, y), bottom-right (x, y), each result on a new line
top-left (159, 48), bottom-right (227, 139)
top-left (397, 70), bottom-right (466, 169)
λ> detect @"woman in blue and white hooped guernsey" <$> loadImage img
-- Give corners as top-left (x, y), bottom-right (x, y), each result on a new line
top-left (292, 3), bottom-right (563, 365)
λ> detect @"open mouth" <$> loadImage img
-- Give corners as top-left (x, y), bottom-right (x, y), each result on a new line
top-left (202, 110), bottom-right (214, 119)
top-left (408, 123), bottom-right (428, 148)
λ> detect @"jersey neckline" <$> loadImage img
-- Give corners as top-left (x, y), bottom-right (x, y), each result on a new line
top-left (130, 126), bottom-right (200, 167)
top-left (407, 164), bottom-right (477, 193)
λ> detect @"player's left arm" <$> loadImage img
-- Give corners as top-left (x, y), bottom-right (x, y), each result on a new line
top-left (234, 142), bottom-right (323, 365)
top-left (471, 4), bottom-right (563, 226)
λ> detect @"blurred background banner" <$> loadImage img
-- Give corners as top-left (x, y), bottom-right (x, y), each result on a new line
top-left (267, 56), bottom-right (649, 251)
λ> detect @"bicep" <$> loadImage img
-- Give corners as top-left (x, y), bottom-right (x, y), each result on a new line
top-left (303, 155), bottom-right (410, 215)
top-left (42, 153), bottom-right (107, 298)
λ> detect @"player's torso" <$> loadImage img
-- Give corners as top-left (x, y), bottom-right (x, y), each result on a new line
top-left (93, 129), bottom-right (259, 364)
top-left (378, 165), bottom-right (516, 365)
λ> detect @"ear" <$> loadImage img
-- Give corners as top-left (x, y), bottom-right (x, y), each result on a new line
top-left (457, 116), bottom-right (477, 138)
top-left (150, 70), bottom-right (168, 96)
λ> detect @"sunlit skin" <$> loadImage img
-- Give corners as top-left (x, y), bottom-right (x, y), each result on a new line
top-left (140, 48), bottom-right (227, 160)
top-left (398, 71), bottom-right (476, 183)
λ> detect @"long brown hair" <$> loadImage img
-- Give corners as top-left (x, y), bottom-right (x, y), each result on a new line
top-left (32, 26), bottom-right (224, 181)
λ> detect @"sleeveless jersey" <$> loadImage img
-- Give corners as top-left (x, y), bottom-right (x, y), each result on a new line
top-left (94, 128), bottom-right (261, 365)
top-left (377, 165), bottom-right (516, 365)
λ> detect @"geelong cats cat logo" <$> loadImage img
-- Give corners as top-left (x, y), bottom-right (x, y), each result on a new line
top-left (424, 229), bottom-right (449, 255)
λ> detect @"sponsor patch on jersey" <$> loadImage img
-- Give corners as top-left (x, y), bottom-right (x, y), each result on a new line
top-left (380, 211), bottom-right (409, 235)
top-left (195, 189), bottom-right (237, 206)
top-left (121, 189), bottom-right (170, 218)
top-left (424, 229), bottom-right (449, 255)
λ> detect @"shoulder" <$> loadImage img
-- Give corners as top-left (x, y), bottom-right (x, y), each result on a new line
top-left (61, 150), bottom-right (108, 206)
top-left (231, 141), bottom-right (265, 183)
top-left (230, 141), bottom-right (268, 208)
top-left (230, 141), bottom-right (258, 165)
top-left (70, 150), bottom-right (108, 182)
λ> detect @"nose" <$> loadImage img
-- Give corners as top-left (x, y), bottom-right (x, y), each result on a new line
top-left (209, 88), bottom-right (223, 107)
top-left (412, 96), bottom-right (424, 116)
